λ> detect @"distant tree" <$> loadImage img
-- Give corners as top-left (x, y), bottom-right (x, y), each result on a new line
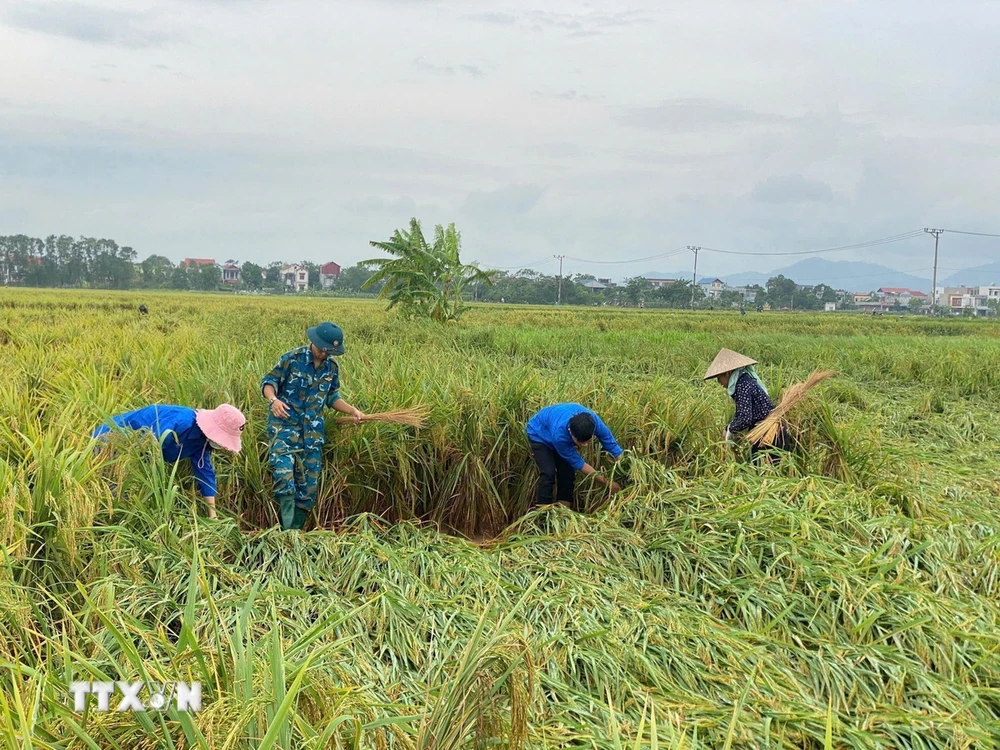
top-left (765, 275), bottom-right (797, 308)
top-left (264, 262), bottom-right (283, 289)
top-left (622, 276), bottom-right (651, 305)
top-left (198, 264), bottom-right (222, 290)
top-left (908, 296), bottom-right (925, 313)
top-left (169, 266), bottom-right (190, 290)
top-left (241, 262), bottom-right (264, 289)
top-left (813, 284), bottom-right (838, 303)
top-left (651, 280), bottom-right (702, 308)
top-left (140, 255), bottom-right (174, 288)
top-left (363, 218), bottom-right (493, 322)
top-left (300, 261), bottom-right (320, 289)
top-left (335, 265), bottom-right (376, 293)
top-left (717, 290), bottom-right (746, 308)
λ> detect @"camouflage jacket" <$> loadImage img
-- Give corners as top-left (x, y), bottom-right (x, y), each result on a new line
top-left (261, 346), bottom-right (342, 426)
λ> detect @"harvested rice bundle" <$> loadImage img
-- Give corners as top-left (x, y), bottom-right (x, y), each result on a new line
top-left (746, 369), bottom-right (836, 446)
top-left (335, 405), bottom-right (430, 428)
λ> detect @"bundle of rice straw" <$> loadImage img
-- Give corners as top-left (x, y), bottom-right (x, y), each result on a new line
top-left (334, 405), bottom-right (430, 428)
top-left (745, 369), bottom-right (836, 446)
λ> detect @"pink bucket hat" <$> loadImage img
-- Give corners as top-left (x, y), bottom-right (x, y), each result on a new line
top-left (195, 404), bottom-right (246, 453)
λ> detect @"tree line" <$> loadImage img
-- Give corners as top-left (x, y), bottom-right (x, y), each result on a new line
top-left (0, 234), bottom-right (385, 294)
top-left (1, 230), bottom-right (860, 312)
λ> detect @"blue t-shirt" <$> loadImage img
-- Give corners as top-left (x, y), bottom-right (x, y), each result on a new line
top-left (93, 404), bottom-right (217, 497)
top-left (526, 403), bottom-right (623, 471)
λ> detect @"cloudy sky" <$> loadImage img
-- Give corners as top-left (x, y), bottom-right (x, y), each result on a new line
top-left (1, 0), bottom-right (999, 279)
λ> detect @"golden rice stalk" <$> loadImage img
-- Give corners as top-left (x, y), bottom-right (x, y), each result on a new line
top-left (746, 369), bottom-right (836, 446)
top-left (334, 405), bottom-right (430, 428)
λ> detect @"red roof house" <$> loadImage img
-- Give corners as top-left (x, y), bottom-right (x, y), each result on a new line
top-left (180, 258), bottom-right (217, 269)
top-left (320, 262), bottom-right (342, 289)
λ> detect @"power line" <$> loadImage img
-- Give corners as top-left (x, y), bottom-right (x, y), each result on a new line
top-left (942, 228), bottom-right (1000, 238)
top-left (485, 257), bottom-right (557, 271)
top-left (480, 226), bottom-right (996, 275)
top-left (563, 247), bottom-right (689, 265)
top-left (699, 230), bottom-right (926, 257)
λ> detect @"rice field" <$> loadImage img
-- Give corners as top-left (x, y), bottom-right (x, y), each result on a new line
top-left (2, 287), bottom-right (1000, 749)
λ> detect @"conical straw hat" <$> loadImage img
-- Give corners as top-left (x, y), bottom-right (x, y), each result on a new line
top-left (703, 349), bottom-right (757, 380)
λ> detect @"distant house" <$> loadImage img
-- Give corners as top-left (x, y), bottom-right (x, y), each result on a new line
top-left (320, 262), bottom-right (342, 290)
top-left (282, 264), bottom-right (309, 292)
top-left (222, 261), bottom-right (240, 284)
top-left (1, 254), bottom-right (42, 285)
top-left (877, 287), bottom-right (927, 304)
top-left (936, 284), bottom-right (999, 316)
top-left (698, 277), bottom-right (725, 300)
top-left (852, 292), bottom-right (874, 303)
top-left (180, 258), bottom-right (217, 269)
top-left (646, 277), bottom-right (679, 289)
top-left (857, 300), bottom-right (893, 313)
top-left (824, 302), bottom-right (837, 312)
top-left (582, 279), bottom-right (607, 290)
top-left (728, 285), bottom-right (758, 303)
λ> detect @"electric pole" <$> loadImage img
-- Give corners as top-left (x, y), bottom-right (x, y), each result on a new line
top-left (554, 254), bottom-right (565, 305)
top-left (924, 228), bottom-right (944, 313)
top-left (687, 246), bottom-right (701, 310)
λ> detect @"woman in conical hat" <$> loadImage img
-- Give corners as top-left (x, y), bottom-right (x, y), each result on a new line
top-left (703, 349), bottom-right (786, 462)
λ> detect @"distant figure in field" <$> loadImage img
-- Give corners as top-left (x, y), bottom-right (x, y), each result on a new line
top-left (704, 349), bottom-right (786, 464)
top-left (93, 404), bottom-right (246, 518)
top-left (138, 304), bottom-right (148, 315)
top-left (525, 403), bottom-right (623, 511)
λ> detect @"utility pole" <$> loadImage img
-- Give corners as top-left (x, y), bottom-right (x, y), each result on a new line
top-left (687, 246), bottom-right (701, 310)
top-left (554, 254), bottom-right (565, 305)
top-left (924, 228), bottom-right (944, 313)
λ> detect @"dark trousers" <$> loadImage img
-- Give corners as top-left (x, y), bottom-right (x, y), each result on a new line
top-left (530, 441), bottom-right (575, 507)
top-left (750, 424), bottom-right (788, 466)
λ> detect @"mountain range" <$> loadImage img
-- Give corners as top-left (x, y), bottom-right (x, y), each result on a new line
top-left (940, 261), bottom-right (1000, 287)
top-left (641, 257), bottom-right (999, 292)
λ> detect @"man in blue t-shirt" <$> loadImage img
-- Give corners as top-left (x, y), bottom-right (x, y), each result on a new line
top-left (525, 403), bottom-right (623, 510)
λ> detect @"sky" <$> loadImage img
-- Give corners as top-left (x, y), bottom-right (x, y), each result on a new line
top-left (1, 0), bottom-right (999, 280)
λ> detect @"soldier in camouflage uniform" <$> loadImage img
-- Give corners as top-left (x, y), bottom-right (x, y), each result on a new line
top-left (261, 322), bottom-right (363, 530)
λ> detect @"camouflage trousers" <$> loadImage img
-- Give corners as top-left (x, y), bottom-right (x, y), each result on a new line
top-left (267, 418), bottom-right (325, 530)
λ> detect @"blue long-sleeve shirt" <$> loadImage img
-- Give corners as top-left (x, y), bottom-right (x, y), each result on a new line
top-left (92, 405), bottom-right (217, 497)
top-left (526, 403), bottom-right (623, 471)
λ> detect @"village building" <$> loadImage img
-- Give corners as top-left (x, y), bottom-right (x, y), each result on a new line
top-left (221, 261), bottom-right (240, 284)
top-left (180, 258), bottom-right (217, 269)
top-left (319, 262), bottom-right (342, 289)
top-left (282, 264), bottom-right (309, 292)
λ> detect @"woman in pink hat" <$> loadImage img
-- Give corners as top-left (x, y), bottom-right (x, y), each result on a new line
top-left (93, 403), bottom-right (246, 518)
